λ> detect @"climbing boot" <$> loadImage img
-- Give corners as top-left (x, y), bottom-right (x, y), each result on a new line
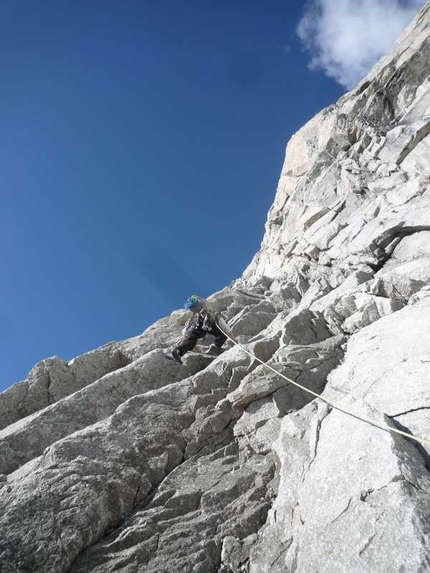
top-left (171, 348), bottom-right (183, 364)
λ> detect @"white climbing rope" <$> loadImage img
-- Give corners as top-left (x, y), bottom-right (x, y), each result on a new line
top-left (216, 324), bottom-right (430, 448)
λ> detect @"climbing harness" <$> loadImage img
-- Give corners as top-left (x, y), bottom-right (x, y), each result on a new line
top-left (215, 323), bottom-right (430, 448)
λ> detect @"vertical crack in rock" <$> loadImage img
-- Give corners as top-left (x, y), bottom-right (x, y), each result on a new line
top-left (44, 363), bottom-right (54, 405)
top-left (306, 404), bottom-right (333, 474)
top-left (358, 531), bottom-right (377, 558)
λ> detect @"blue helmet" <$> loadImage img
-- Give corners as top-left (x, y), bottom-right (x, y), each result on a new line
top-left (184, 295), bottom-right (200, 310)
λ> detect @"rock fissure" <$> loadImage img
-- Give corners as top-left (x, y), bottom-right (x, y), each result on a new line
top-left (358, 531), bottom-right (378, 558)
top-left (269, 541), bottom-right (293, 569)
top-left (326, 498), bottom-right (353, 527)
top-left (360, 488), bottom-right (375, 502)
top-left (394, 406), bottom-right (430, 417)
top-left (44, 366), bottom-right (54, 405)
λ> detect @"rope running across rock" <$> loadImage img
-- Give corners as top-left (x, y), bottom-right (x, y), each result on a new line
top-left (215, 322), bottom-right (430, 448)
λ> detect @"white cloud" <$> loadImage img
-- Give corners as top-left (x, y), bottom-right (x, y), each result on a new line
top-left (297, 0), bottom-right (426, 89)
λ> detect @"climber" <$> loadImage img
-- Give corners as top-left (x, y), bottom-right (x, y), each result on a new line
top-left (170, 295), bottom-right (236, 364)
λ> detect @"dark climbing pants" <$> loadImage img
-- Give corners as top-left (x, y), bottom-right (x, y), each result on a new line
top-left (175, 324), bottom-right (227, 356)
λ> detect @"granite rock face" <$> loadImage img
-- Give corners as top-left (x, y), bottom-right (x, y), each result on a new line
top-left (1, 5), bottom-right (430, 573)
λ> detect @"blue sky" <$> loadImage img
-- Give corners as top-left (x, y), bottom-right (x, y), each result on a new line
top-left (1, 0), bottom-right (423, 391)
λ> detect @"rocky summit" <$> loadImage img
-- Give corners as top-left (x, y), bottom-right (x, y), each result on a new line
top-left (1, 5), bottom-right (430, 573)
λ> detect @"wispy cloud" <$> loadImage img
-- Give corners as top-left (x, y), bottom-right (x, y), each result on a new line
top-left (297, 0), bottom-right (426, 89)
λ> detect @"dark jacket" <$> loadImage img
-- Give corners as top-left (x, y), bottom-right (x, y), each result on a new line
top-left (183, 309), bottom-right (215, 339)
